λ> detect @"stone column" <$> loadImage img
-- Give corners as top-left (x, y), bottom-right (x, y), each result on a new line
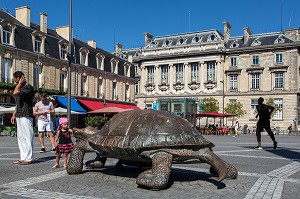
top-left (140, 65), bottom-right (146, 94)
top-left (216, 61), bottom-right (222, 90)
top-left (169, 64), bottom-right (174, 93)
top-left (200, 61), bottom-right (205, 90)
top-left (154, 65), bottom-right (159, 92)
top-left (184, 63), bottom-right (189, 90)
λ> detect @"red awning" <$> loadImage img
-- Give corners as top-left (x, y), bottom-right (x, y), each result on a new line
top-left (78, 99), bottom-right (140, 111)
top-left (78, 99), bottom-right (105, 111)
top-left (105, 102), bottom-right (141, 110)
top-left (196, 112), bottom-right (235, 118)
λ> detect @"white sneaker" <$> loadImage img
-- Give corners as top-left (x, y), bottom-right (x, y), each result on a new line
top-left (254, 146), bottom-right (263, 150)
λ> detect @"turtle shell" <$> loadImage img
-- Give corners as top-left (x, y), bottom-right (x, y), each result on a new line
top-left (88, 110), bottom-right (214, 156)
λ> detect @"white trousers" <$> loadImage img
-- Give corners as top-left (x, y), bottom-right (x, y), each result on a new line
top-left (16, 117), bottom-right (34, 161)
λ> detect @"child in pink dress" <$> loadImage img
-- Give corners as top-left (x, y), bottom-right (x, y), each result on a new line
top-left (52, 117), bottom-right (74, 169)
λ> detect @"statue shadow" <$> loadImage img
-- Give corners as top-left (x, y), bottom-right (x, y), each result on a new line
top-left (31, 156), bottom-right (56, 164)
top-left (82, 165), bottom-right (226, 190)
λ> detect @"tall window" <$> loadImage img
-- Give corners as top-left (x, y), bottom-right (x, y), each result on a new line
top-left (60, 44), bottom-right (67, 60)
top-left (207, 62), bottom-right (215, 81)
top-left (252, 55), bottom-right (259, 65)
top-left (191, 63), bottom-right (198, 82)
top-left (81, 76), bottom-right (87, 96)
top-left (273, 98), bottom-right (283, 120)
top-left (97, 79), bottom-right (102, 98)
top-left (147, 66), bottom-right (154, 84)
top-left (60, 72), bottom-right (66, 92)
top-left (1, 58), bottom-right (12, 83)
top-left (251, 73), bottom-right (260, 89)
top-left (275, 53), bottom-right (283, 63)
top-left (125, 85), bottom-right (129, 101)
top-left (274, 72), bottom-right (284, 88)
top-left (229, 75), bottom-right (238, 91)
top-left (161, 65), bottom-right (168, 83)
top-left (33, 66), bottom-right (42, 89)
top-left (134, 65), bottom-right (138, 75)
top-left (231, 57), bottom-right (237, 67)
top-left (34, 36), bottom-right (41, 53)
top-left (3, 25), bottom-right (11, 45)
top-left (112, 82), bottom-right (117, 100)
top-left (251, 99), bottom-right (258, 118)
top-left (175, 63), bottom-right (183, 83)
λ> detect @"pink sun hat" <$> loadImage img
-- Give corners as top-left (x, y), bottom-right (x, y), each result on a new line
top-left (59, 117), bottom-right (69, 125)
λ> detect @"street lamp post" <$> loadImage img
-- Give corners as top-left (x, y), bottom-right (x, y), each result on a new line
top-left (67, 0), bottom-right (72, 128)
top-left (220, 80), bottom-right (225, 125)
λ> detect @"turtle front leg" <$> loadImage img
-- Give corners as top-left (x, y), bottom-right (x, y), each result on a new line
top-left (136, 151), bottom-right (173, 190)
top-left (199, 148), bottom-right (228, 181)
top-left (67, 140), bottom-right (87, 175)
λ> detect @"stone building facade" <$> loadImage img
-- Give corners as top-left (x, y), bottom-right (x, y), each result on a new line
top-left (117, 21), bottom-right (300, 131)
top-left (0, 6), bottom-right (136, 113)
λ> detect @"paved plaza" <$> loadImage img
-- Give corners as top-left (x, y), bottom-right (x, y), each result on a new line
top-left (0, 134), bottom-right (299, 199)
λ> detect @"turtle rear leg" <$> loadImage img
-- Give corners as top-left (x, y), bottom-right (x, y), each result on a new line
top-left (136, 151), bottom-right (173, 190)
top-left (67, 140), bottom-right (87, 175)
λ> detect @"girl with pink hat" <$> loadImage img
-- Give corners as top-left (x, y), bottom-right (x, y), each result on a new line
top-left (52, 117), bottom-right (74, 169)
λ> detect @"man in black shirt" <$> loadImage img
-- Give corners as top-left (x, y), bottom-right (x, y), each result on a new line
top-left (255, 97), bottom-right (277, 150)
top-left (11, 71), bottom-right (35, 165)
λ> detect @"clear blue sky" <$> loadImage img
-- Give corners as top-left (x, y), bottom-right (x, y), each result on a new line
top-left (1, 0), bottom-right (299, 52)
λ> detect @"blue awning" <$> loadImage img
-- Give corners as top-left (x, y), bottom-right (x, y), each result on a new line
top-left (55, 96), bottom-right (86, 113)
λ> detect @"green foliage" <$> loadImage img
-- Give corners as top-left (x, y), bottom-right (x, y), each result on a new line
top-left (0, 82), bottom-right (16, 89)
top-left (225, 101), bottom-right (247, 118)
top-left (85, 116), bottom-right (107, 128)
top-left (201, 97), bottom-right (219, 113)
top-left (35, 88), bottom-right (66, 95)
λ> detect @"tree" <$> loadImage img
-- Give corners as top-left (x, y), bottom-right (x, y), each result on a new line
top-left (224, 101), bottom-right (247, 118)
top-left (201, 97), bottom-right (219, 113)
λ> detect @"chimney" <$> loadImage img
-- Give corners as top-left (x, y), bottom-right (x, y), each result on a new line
top-left (56, 26), bottom-right (70, 41)
top-left (88, 40), bottom-right (96, 48)
top-left (284, 28), bottom-right (299, 40)
top-left (40, 13), bottom-right (47, 33)
top-left (15, 6), bottom-right (30, 27)
top-left (144, 32), bottom-right (153, 45)
top-left (243, 27), bottom-right (252, 44)
top-left (115, 43), bottom-right (122, 56)
top-left (222, 21), bottom-right (231, 43)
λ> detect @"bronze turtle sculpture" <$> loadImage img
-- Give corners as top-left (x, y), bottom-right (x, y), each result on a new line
top-left (67, 109), bottom-right (238, 190)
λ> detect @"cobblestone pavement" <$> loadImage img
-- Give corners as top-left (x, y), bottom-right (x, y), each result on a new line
top-left (0, 134), bottom-right (299, 199)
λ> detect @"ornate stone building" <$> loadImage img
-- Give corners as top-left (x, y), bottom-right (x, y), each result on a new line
top-left (117, 21), bottom-right (300, 130)
top-left (0, 6), bottom-right (137, 116)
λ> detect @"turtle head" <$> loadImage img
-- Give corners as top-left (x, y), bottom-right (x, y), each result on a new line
top-left (73, 126), bottom-right (99, 141)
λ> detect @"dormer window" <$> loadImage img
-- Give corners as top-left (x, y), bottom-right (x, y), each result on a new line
top-left (162, 39), bottom-right (172, 47)
top-left (274, 35), bottom-right (285, 44)
top-left (79, 47), bottom-right (89, 66)
top-left (124, 62), bottom-right (131, 77)
top-left (3, 25), bottom-right (11, 44)
top-left (192, 35), bottom-right (202, 43)
top-left (251, 38), bottom-right (261, 46)
top-left (60, 44), bottom-right (67, 60)
top-left (134, 52), bottom-right (140, 57)
top-left (58, 40), bottom-right (68, 60)
top-left (96, 53), bottom-right (105, 70)
top-left (230, 41), bottom-right (239, 48)
top-left (207, 33), bottom-right (218, 42)
top-left (31, 31), bottom-right (46, 54)
top-left (1, 22), bottom-right (16, 46)
top-left (145, 41), bottom-right (158, 49)
top-left (177, 37), bottom-right (187, 45)
top-left (110, 58), bottom-right (119, 74)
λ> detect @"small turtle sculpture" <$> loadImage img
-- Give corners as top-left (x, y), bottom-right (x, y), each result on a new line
top-left (67, 109), bottom-right (238, 190)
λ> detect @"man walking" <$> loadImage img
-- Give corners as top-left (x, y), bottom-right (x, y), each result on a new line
top-left (255, 97), bottom-right (277, 150)
top-left (33, 93), bottom-right (56, 152)
top-left (11, 71), bottom-right (34, 165)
